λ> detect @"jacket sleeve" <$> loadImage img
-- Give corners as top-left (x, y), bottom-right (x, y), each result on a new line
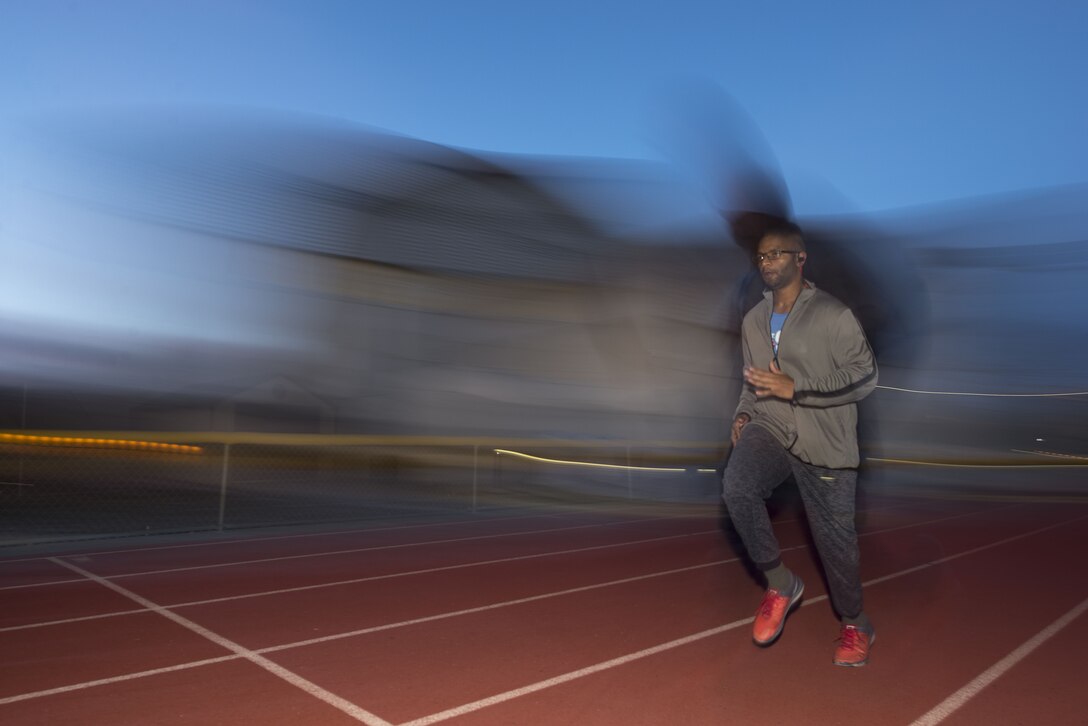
top-left (734, 326), bottom-right (757, 419)
top-left (793, 308), bottom-right (877, 407)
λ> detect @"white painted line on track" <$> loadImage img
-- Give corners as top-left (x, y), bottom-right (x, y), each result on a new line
top-left (0, 509), bottom-right (652, 565)
top-left (0, 514), bottom-right (692, 590)
top-left (862, 514), bottom-right (1085, 587)
top-left (0, 502), bottom-right (706, 565)
top-left (0, 607), bottom-right (149, 633)
top-left (0, 528), bottom-right (722, 632)
top-left (0, 503), bottom-right (1017, 633)
top-left (251, 501), bottom-right (966, 654)
top-left (0, 655), bottom-right (240, 706)
top-left (908, 595), bottom-right (1088, 726)
top-left (400, 513), bottom-right (1088, 726)
top-left (95, 515), bottom-right (689, 579)
top-left (0, 507), bottom-right (1069, 710)
top-left (401, 614), bottom-right (769, 726)
top-left (0, 496), bottom-right (918, 568)
top-left (0, 576), bottom-right (85, 591)
top-left (260, 552), bottom-right (754, 653)
top-left (0, 515), bottom-right (679, 591)
top-left (0, 541), bottom-right (759, 707)
top-left (0, 512), bottom-right (553, 564)
top-left (40, 558), bottom-right (395, 726)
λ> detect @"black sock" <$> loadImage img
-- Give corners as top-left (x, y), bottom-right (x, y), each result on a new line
top-left (843, 612), bottom-right (872, 632)
top-left (764, 564), bottom-right (795, 592)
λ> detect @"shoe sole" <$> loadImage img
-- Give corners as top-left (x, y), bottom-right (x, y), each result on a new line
top-left (752, 581), bottom-right (804, 647)
top-left (833, 632), bottom-right (876, 667)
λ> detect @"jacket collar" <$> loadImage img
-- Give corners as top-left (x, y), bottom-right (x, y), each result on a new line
top-left (761, 279), bottom-right (817, 307)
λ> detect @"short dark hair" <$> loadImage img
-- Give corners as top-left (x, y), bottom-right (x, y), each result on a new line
top-left (759, 220), bottom-right (805, 251)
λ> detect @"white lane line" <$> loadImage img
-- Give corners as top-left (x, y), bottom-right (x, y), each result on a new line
top-left (0, 512), bottom-right (554, 564)
top-left (403, 614), bottom-right (771, 726)
top-left (909, 596), bottom-right (1088, 726)
top-left (0, 497), bottom-right (915, 572)
top-left (0, 655), bottom-right (241, 706)
top-left (0, 506), bottom-right (1062, 709)
top-left (0, 515), bottom-right (692, 589)
top-left (1, 502), bottom-right (1016, 633)
top-left (0, 528), bottom-right (723, 632)
top-left (0, 500), bottom-right (969, 593)
top-left (400, 514), bottom-right (1088, 726)
top-left (0, 509), bottom-right (696, 565)
top-left (2, 496), bottom-right (920, 568)
top-left (258, 554), bottom-right (754, 653)
top-left (862, 513), bottom-right (1085, 587)
top-left (0, 607), bottom-right (148, 633)
top-left (0, 546), bottom-right (759, 707)
top-left (0, 577), bottom-right (86, 591)
top-left (43, 558), bottom-right (394, 726)
top-left (4, 509), bottom-right (674, 565)
top-left (252, 500), bottom-right (966, 655)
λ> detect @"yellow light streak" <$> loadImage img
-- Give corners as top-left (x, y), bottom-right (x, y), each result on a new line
top-left (494, 449), bottom-right (717, 473)
top-left (0, 433), bottom-right (202, 455)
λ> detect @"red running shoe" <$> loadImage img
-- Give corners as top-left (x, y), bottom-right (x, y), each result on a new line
top-left (752, 577), bottom-right (804, 646)
top-left (833, 624), bottom-right (875, 667)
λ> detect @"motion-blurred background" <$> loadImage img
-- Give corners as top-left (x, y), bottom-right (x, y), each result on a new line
top-left (2, 2), bottom-right (1085, 543)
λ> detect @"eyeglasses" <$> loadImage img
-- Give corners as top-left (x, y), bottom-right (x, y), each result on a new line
top-left (754, 249), bottom-right (803, 264)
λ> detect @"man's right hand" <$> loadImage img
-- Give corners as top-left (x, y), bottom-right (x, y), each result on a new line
top-left (730, 413), bottom-right (751, 446)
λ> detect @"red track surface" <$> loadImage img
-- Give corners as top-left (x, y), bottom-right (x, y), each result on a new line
top-left (2, 494), bottom-right (1086, 725)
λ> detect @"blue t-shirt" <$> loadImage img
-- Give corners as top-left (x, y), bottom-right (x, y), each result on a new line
top-left (770, 312), bottom-right (788, 356)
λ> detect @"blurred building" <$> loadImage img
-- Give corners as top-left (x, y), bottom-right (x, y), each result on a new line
top-left (2, 109), bottom-right (1084, 458)
top-left (0, 110), bottom-right (746, 443)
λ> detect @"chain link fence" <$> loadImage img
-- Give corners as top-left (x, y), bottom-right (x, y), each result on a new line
top-left (5, 425), bottom-right (1086, 547)
top-left (0, 434), bottom-right (725, 546)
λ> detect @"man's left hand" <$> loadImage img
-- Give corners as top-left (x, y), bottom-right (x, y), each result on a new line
top-left (744, 360), bottom-right (795, 401)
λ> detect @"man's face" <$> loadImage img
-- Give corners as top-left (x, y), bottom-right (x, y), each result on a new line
top-left (755, 234), bottom-right (804, 290)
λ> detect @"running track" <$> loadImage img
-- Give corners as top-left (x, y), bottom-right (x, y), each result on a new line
top-left (2, 494), bottom-right (1086, 725)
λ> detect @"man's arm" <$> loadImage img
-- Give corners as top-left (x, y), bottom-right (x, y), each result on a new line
top-left (793, 308), bottom-right (877, 407)
top-left (732, 329), bottom-right (757, 443)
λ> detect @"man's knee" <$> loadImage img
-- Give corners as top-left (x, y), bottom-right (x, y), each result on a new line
top-left (720, 479), bottom-right (737, 507)
top-left (721, 470), bottom-right (759, 509)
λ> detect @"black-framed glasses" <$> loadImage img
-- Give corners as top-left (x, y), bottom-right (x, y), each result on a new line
top-left (754, 249), bottom-right (803, 264)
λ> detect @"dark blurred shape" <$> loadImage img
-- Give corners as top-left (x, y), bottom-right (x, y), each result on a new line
top-left (653, 76), bottom-right (794, 241)
top-left (653, 80), bottom-right (930, 368)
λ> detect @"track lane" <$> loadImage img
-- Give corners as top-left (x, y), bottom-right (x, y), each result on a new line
top-left (39, 511), bottom-right (684, 576)
top-left (254, 506), bottom-right (1078, 723)
top-left (175, 501), bottom-right (1003, 650)
top-left (0, 558), bottom-right (85, 588)
top-left (0, 580), bottom-right (144, 630)
top-left (77, 516), bottom-right (725, 605)
top-left (931, 596), bottom-right (1088, 725)
top-left (0, 612), bottom-right (229, 700)
top-left (2, 498), bottom-right (1072, 724)
top-left (0, 659), bottom-right (368, 725)
top-left (402, 509), bottom-right (1088, 725)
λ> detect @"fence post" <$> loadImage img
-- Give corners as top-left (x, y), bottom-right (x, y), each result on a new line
top-left (626, 445), bottom-right (633, 499)
top-left (490, 447), bottom-right (503, 511)
top-left (472, 444), bottom-right (479, 512)
top-left (17, 384), bottom-right (26, 489)
top-left (217, 443), bottom-right (231, 531)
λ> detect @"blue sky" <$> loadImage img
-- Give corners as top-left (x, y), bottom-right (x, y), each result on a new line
top-left (3, 1), bottom-right (1087, 214)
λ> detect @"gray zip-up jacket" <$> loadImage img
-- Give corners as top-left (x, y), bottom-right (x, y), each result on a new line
top-left (734, 282), bottom-right (877, 469)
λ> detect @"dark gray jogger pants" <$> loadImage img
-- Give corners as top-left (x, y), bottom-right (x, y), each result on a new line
top-left (721, 422), bottom-right (863, 620)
